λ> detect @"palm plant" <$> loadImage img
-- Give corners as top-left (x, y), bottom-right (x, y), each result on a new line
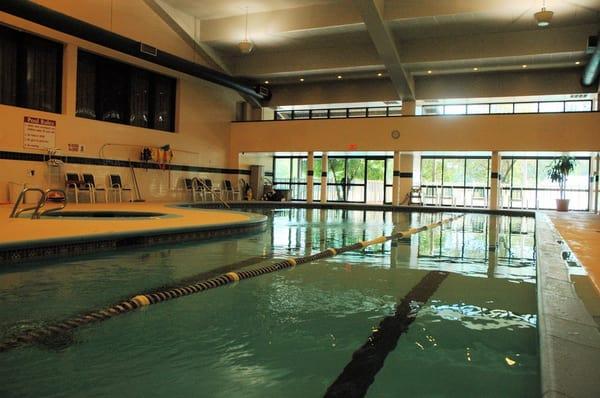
top-left (547, 156), bottom-right (576, 200)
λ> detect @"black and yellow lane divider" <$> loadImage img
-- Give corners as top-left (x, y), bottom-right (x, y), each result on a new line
top-left (0, 213), bottom-right (463, 353)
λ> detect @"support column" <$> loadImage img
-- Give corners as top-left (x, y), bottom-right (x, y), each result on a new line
top-left (399, 153), bottom-right (414, 205)
top-left (590, 152), bottom-right (599, 214)
top-left (392, 151), bottom-right (401, 205)
top-left (307, 152), bottom-right (314, 203)
top-left (320, 153), bottom-right (328, 204)
top-left (487, 215), bottom-right (499, 278)
top-left (489, 151), bottom-right (501, 210)
top-left (401, 100), bottom-right (416, 116)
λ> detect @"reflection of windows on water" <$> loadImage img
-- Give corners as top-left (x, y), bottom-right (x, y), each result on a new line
top-left (425, 303), bottom-right (537, 330)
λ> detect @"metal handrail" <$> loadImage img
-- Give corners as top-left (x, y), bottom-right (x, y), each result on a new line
top-left (9, 187), bottom-right (67, 219)
top-left (9, 188), bottom-right (45, 218)
top-left (37, 189), bottom-right (67, 218)
top-left (195, 178), bottom-right (230, 209)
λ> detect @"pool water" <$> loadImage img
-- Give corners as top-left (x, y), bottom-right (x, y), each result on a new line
top-left (0, 209), bottom-right (539, 397)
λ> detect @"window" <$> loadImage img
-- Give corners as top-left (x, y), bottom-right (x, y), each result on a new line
top-left (0, 25), bottom-right (62, 113)
top-left (76, 50), bottom-right (176, 132)
top-left (501, 157), bottom-right (590, 210)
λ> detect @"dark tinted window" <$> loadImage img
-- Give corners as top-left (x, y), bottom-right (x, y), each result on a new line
top-left (76, 50), bottom-right (176, 132)
top-left (0, 25), bottom-right (62, 113)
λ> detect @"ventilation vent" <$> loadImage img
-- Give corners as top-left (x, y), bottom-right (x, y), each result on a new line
top-left (383, 101), bottom-right (400, 105)
top-left (140, 43), bottom-right (158, 56)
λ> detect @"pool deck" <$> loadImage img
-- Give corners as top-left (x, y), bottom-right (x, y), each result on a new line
top-left (0, 202), bottom-right (266, 264)
top-left (546, 211), bottom-right (600, 295)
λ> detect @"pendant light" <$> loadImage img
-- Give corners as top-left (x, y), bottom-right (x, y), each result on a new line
top-left (534, 0), bottom-right (554, 27)
top-left (238, 7), bottom-right (254, 54)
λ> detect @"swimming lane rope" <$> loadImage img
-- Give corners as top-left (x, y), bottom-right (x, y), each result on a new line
top-left (0, 213), bottom-right (464, 353)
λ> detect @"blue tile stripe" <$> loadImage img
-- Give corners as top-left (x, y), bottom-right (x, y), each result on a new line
top-left (0, 150), bottom-right (250, 175)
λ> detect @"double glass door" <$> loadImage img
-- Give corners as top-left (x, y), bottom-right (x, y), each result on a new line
top-left (326, 157), bottom-right (388, 203)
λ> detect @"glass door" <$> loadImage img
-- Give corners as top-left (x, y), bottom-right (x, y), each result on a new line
top-left (366, 159), bottom-right (385, 204)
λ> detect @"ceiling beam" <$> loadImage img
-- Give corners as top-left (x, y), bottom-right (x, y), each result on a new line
top-left (351, 0), bottom-right (414, 99)
top-left (226, 24), bottom-right (596, 78)
top-left (143, 0), bottom-right (231, 74)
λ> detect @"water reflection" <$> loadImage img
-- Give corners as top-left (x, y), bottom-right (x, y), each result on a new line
top-left (256, 208), bottom-right (536, 282)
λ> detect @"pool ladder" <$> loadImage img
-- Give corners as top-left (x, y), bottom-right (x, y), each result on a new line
top-left (9, 187), bottom-right (67, 219)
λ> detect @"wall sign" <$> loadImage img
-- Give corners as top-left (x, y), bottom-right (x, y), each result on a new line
top-left (23, 116), bottom-right (56, 150)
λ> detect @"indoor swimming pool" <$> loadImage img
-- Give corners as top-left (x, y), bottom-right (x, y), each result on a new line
top-left (0, 209), bottom-right (539, 397)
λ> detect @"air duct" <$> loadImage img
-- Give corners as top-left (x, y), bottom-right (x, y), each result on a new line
top-left (0, 0), bottom-right (270, 101)
top-left (582, 34), bottom-right (599, 87)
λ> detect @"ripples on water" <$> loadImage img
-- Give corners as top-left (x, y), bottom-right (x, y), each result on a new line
top-left (0, 210), bottom-right (539, 397)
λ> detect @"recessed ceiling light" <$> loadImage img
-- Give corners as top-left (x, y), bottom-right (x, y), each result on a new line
top-left (473, 67), bottom-right (479, 71)
top-left (522, 64), bottom-right (528, 68)
top-left (427, 70), bottom-right (432, 74)
top-left (300, 78), bottom-right (304, 82)
top-left (264, 80), bottom-right (269, 84)
top-left (575, 61), bottom-right (581, 65)
top-left (377, 72), bottom-right (382, 77)
top-left (337, 75), bottom-right (342, 79)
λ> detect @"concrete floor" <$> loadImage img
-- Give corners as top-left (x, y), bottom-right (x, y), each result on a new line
top-left (0, 202), bottom-right (252, 248)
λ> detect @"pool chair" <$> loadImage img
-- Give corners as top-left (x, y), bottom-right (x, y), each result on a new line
top-left (202, 178), bottom-right (222, 201)
top-left (109, 174), bottom-right (133, 202)
top-left (422, 186), bottom-right (439, 206)
top-left (65, 172), bottom-right (94, 204)
top-left (470, 187), bottom-right (487, 207)
top-left (440, 187), bottom-right (456, 206)
top-left (82, 173), bottom-right (108, 203)
top-left (510, 188), bottom-right (525, 209)
top-left (184, 178), bottom-right (202, 202)
top-left (223, 180), bottom-right (240, 201)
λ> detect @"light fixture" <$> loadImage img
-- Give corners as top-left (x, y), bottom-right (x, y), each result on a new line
top-left (377, 72), bottom-right (382, 77)
top-left (264, 80), bottom-right (269, 84)
top-left (427, 70), bottom-right (432, 74)
top-left (473, 67), bottom-right (479, 71)
top-left (238, 7), bottom-right (254, 54)
top-left (575, 61), bottom-right (581, 65)
top-left (522, 64), bottom-right (528, 68)
top-left (534, 0), bottom-right (553, 27)
top-left (300, 78), bottom-right (304, 82)
top-left (337, 75), bottom-right (342, 79)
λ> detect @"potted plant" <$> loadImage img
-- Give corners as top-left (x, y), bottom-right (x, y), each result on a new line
top-left (547, 155), bottom-right (576, 211)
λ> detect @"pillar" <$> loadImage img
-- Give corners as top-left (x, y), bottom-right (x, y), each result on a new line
top-left (489, 151), bottom-right (501, 210)
top-left (392, 151), bottom-right (400, 205)
top-left (399, 154), bottom-right (414, 205)
top-left (402, 100), bottom-right (416, 116)
top-left (307, 152), bottom-right (314, 203)
top-left (487, 215), bottom-right (499, 278)
top-left (62, 43), bottom-right (78, 117)
top-left (320, 153), bottom-right (328, 204)
top-left (590, 152), bottom-right (599, 214)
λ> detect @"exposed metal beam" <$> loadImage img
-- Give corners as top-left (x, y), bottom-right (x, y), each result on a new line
top-left (143, 0), bottom-right (231, 74)
top-left (345, 1), bottom-right (415, 99)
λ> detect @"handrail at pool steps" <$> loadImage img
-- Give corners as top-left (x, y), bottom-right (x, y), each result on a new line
top-left (9, 188), bottom-right (67, 219)
top-left (195, 178), bottom-right (230, 208)
top-left (0, 213), bottom-right (463, 352)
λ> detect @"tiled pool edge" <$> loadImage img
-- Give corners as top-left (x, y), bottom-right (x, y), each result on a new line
top-left (535, 213), bottom-right (600, 398)
top-left (0, 214), bottom-right (267, 265)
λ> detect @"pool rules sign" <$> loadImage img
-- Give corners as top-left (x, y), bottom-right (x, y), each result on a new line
top-left (23, 116), bottom-right (56, 150)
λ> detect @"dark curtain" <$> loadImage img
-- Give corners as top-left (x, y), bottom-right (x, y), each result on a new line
top-left (0, 26), bottom-right (17, 106)
top-left (23, 36), bottom-right (61, 113)
top-left (76, 51), bottom-right (97, 119)
top-left (97, 58), bottom-right (128, 123)
top-left (153, 75), bottom-right (175, 131)
top-left (129, 68), bottom-right (150, 127)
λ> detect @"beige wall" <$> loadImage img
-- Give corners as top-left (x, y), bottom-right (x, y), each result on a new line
top-left (0, 1), bottom-right (242, 203)
top-left (230, 113), bottom-right (600, 161)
